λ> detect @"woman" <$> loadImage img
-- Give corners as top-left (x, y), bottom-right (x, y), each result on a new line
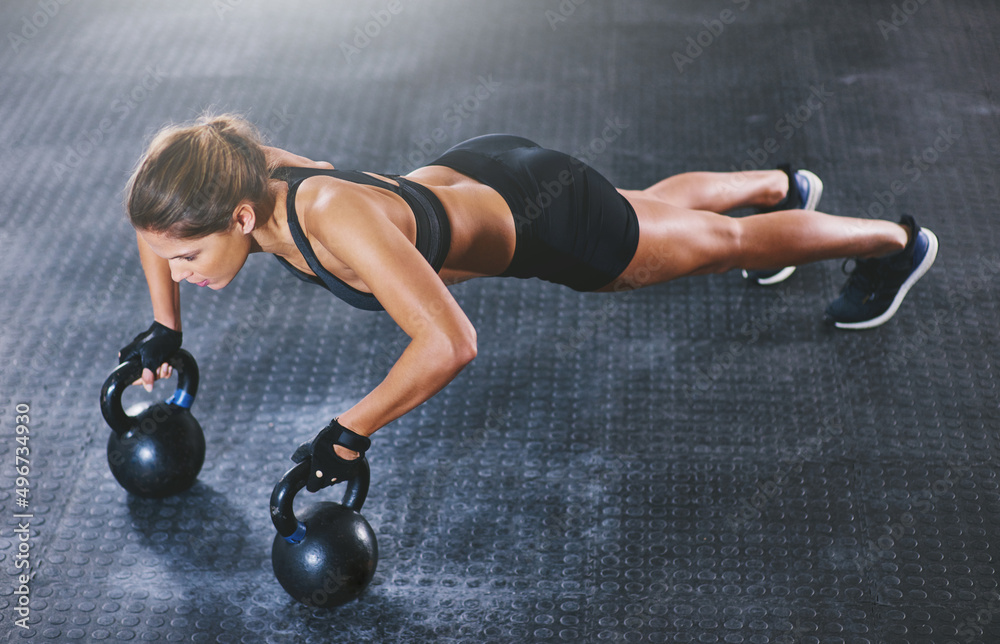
top-left (118, 114), bottom-right (937, 492)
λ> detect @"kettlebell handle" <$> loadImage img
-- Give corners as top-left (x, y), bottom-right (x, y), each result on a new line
top-left (100, 349), bottom-right (200, 438)
top-left (270, 458), bottom-right (370, 543)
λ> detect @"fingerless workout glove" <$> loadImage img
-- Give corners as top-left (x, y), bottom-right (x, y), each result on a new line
top-left (119, 321), bottom-right (183, 371)
top-left (291, 418), bottom-right (371, 493)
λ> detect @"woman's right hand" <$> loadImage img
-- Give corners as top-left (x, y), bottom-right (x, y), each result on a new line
top-left (119, 321), bottom-right (182, 392)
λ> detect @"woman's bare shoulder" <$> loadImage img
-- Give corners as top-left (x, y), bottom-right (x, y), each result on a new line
top-left (291, 173), bottom-right (372, 241)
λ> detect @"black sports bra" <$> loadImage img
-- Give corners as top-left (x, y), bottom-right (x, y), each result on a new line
top-left (270, 167), bottom-right (452, 311)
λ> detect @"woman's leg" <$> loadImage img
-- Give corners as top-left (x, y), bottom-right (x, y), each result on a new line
top-left (598, 196), bottom-right (908, 292)
top-left (635, 169), bottom-right (789, 212)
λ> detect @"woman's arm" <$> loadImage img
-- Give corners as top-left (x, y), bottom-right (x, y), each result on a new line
top-left (137, 230), bottom-right (182, 331)
top-left (303, 185), bottom-right (477, 447)
top-left (132, 230), bottom-right (182, 387)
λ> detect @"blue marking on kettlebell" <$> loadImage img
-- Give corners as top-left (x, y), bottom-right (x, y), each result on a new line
top-left (167, 389), bottom-right (194, 409)
top-left (283, 521), bottom-right (307, 545)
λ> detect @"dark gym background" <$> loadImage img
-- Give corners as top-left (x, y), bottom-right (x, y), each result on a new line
top-left (2, 1), bottom-right (999, 642)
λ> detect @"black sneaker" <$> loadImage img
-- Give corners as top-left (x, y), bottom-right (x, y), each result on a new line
top-left (825, 215), bottom-right (938, 329)
top-left (743, 163), bottom-right (824, 285)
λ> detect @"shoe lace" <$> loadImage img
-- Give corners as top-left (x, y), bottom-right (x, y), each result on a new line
top-left (841, 258), bottom-right (884, 302)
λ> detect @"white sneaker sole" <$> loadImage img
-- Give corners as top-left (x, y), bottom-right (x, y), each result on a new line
top-left (834, 228), bottom-right (939, 330)
top-left (742, 265), bottom-right (797, 284)
top-left (741, 170), bottom-right (824, 285)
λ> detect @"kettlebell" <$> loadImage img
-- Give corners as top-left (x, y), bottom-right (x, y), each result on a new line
top-left (270, 458), bottom-right (378, 608)
top-left (100, 349), bottom-right (205, 498)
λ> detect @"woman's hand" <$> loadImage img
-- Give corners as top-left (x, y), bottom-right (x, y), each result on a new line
top-left (264, 146), bottom-right (334, 169)
top-left (119, 321), bottom-right (182, 392)
top-left (292, 419), bottom-right (371, 492)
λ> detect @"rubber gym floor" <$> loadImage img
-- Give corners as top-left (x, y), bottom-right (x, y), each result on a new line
top-left (2, 1), bottom-right (1000, 642)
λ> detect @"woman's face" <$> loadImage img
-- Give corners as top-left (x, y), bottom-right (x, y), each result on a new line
top-left (140, 223), bottom-right (250, 290)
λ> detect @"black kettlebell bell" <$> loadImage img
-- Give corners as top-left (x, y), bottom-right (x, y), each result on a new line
top-left (100, 349), bottom-right (205, 498)
top-left (270, 458), bottom-right (378, 608)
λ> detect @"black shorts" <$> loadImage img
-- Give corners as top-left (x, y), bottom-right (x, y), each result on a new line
top-left (430, 134), bottom-right (640, 292)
